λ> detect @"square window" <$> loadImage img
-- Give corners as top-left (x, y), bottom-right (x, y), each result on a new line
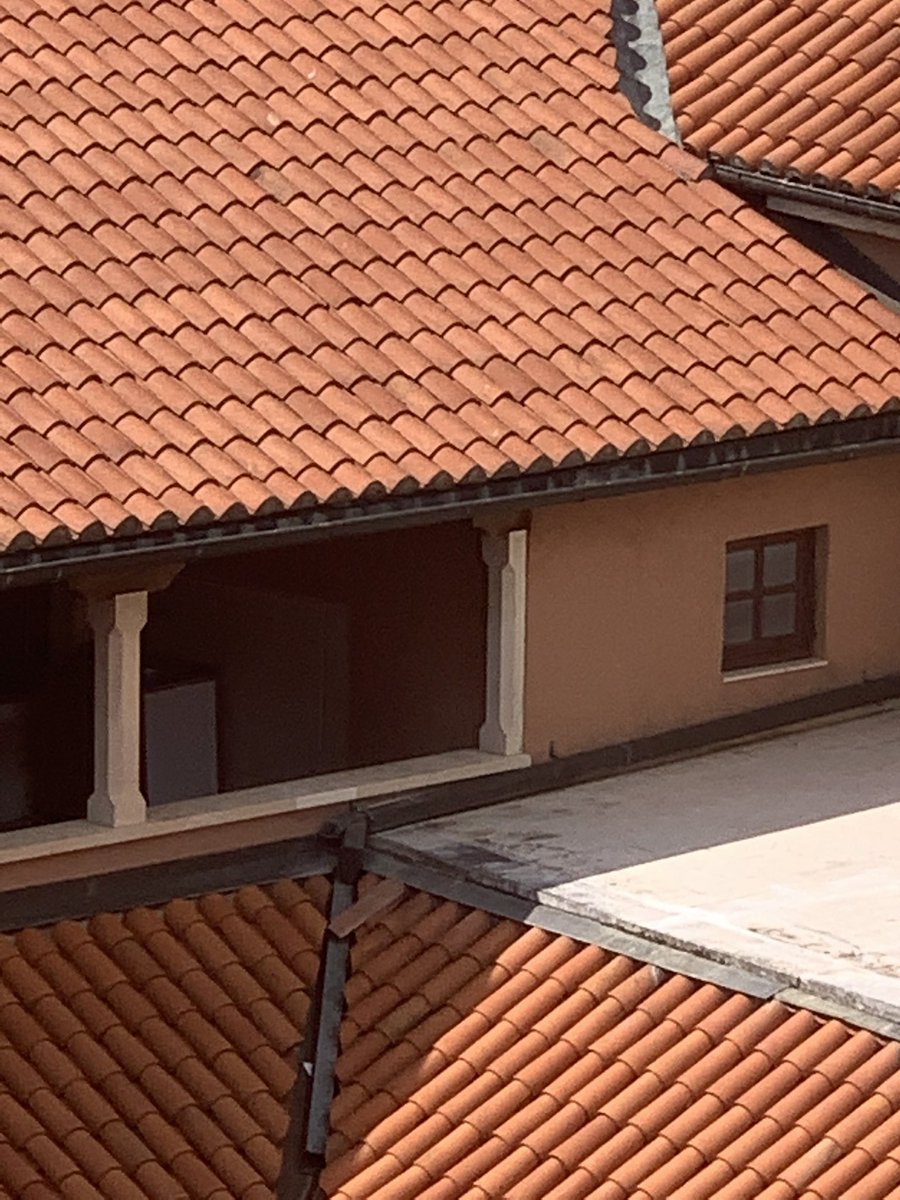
top-left (722, 529), bottom-right (817, 672)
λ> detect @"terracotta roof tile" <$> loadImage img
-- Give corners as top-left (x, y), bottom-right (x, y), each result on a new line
top-left (0, 878), bottom-right (327, 1200)
top-left (0, 0), bottom-right (890, 551)
top-left (324, 880), bottom-right (900, 1200)
top-left (660, 0), bottom-right (900, 199)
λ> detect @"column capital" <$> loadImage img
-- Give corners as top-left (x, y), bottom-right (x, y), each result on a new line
top-left (474, 511), bottom-right (530, 539)
top-left (73, 560), bottom-right (183, 602)
top-left (87, 589), bottom-right (148, 638)
top-left (480, 524), bottom-right (527, 570)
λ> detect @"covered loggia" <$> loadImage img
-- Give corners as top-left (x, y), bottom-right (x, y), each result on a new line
top-left (0, 514), bottom-right (529, 846)
top-left (142, 520), bottom-right (489, 804)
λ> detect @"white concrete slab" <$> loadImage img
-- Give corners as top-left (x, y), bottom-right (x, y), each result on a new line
top-left (382, 705), bottom-right (900, 1022)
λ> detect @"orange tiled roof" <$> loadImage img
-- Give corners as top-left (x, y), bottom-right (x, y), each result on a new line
top-left (0, 878), bottom-right (327, 1200)
top-left (1, 0), bottom-right (900, 552)
top-left (6, 874), bottom-right (900, 1199)
top-left (659, 0), bottom-right (900, 197)
top-left (324, 879), bottom-right (900, 1200)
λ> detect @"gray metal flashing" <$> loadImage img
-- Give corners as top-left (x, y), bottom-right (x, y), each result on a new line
top-left (305, 884), bottom-right (353, 1158)
top-left (610, 0), bottom-right (679, 141)
top-left (0, 835), bottom-right (332, 932)
top-left (278, 816), bottom-right (368, 1197)
top-left (366, 845), bottom-right (900, 1042)
top-left (276, 1026), bottom-right (321, 1200)
top-left (366, 679), bottom-right (900, 836)
top-left (526, 904), bottom-right (782, 999)
top-left (775, 987), bottom-right (900, 1044)
top-left (363, 846), bottom-right (782, 1001)
top-left (4, 414), bottom-right (900, 586)
top-left (304, 816), bottom-right (367, 1158)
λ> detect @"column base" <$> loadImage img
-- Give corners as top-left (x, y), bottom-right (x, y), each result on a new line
top-left (88, 789), bottom-right (147, 828)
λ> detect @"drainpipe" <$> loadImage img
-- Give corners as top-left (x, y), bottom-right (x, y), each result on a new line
top-left (277, 814), bottom-right (368, 1200)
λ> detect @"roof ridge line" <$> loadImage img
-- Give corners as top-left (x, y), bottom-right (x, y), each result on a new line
top-left (611, 0), bottom-right (681, 143)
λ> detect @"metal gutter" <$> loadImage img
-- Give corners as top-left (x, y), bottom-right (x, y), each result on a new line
top-left (711, 161), bottom-right (900, 226)
top-left (4, 413), bottom-right (900, 585)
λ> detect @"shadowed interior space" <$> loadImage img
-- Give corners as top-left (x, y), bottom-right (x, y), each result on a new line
top-left (144, 521), bottom-right (487, 803)
top-left (0, 583), bottom-right (92, 830)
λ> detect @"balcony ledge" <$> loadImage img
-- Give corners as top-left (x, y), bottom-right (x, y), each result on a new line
top-left (0, 748), bottom-right (530, 869)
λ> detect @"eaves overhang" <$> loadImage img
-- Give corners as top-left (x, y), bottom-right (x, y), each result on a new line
top-left (711, 160), bottom-right (900, 234)
top-left (4, 410), bottom-right (900, 587)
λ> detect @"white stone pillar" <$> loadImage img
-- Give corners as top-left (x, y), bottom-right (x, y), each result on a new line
top-left (87, 590), bottom-right (148, 826)
top-left (479, 525), bottom-right (528, 756)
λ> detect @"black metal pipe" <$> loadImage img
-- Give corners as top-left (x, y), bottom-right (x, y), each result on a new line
top-left (277, 815), bottom-right (368, 1199)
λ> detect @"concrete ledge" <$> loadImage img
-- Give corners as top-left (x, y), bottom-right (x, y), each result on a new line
top-left (380, 707), bottom-right (900, 1033)
top-left (369, 682), bottom-right (900, 833)
top-left (722, 657), bottom-right (828, 683)
top-left (0, 749), bottom-right (530, 869)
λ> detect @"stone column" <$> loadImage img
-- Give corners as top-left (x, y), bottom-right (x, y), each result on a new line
top-left (87, 590), bottom-right (148, 826)
top-left (479, 524), bottom-right (528, 756)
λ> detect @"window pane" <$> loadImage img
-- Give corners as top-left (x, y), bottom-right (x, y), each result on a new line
top-left (724, 598), bottom-right (754, 645)
top-left (725, 547), bottom-right (755, 594)
top-left (763, 540), bottom-right (798, 587)
top-left (761, 592), bottom-right (796, 638)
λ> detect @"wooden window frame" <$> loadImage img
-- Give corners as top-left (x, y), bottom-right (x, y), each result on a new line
top-left (722, 529), bottom-right (817, 672)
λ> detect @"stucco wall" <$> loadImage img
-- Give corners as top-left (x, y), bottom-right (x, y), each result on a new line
top-left (525, 455), bottom-right (900, 760)
top-left (208, 521), bottom-right (487, 767)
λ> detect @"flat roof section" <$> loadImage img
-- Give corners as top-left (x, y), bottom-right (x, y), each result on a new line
top-left (380, 704), bottom-right (900, 1025)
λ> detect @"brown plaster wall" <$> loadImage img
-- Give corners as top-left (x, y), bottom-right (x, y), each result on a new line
top-left (525, 455), bottom-right (900, 760)
top-left (0, 585), bottom-right (92, 826)
top-left (338, 523), bottom-right (487, 765)
top-left (0, 803), bottom-right (343, 894)
top-left (275, 522), bottom-right (487, 766)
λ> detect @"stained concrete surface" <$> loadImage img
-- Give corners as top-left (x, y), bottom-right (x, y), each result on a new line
top-left (382, 704), bottom-right (900, 1022)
